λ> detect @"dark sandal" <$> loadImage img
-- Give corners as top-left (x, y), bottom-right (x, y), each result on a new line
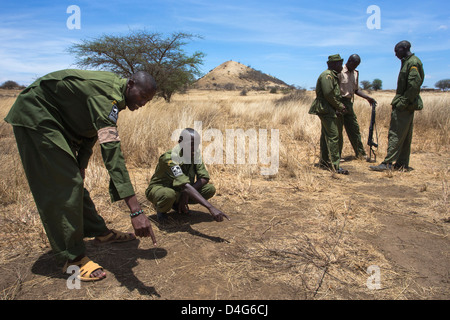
top-left (94, 229), bottom-right (136, 246)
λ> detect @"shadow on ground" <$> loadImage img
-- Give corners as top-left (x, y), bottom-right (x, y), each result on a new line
top-left (31, 240), bottom-right (168, 297)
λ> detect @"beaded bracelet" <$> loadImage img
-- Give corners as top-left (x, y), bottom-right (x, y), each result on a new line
top-left (130, 209), bottom-right (143, 218)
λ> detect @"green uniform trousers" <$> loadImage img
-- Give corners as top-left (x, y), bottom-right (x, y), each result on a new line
top-left (341, 98), bottom-right (366, 157)
top-left (146, 184), bottom-right (216, 213)
top-left (383, 107), bottom-right (415, 167)
top-left (13, 126), bottom-right (108, 263)
top-left (318, 115), bottom-right (343, 170)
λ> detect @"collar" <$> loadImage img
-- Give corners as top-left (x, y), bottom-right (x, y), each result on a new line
top-left (342, 64), bottom-right (358, 74)
top-left (402, 53), bottom-right (415, 63)
top-left (328, 69), bottom-right (339, 77)
top-left (342, 65), bottom-right (349, 73)
top-left (171, 144), bottom-right (202, 165)
top-left (119, 78), bottom-right (128, 110)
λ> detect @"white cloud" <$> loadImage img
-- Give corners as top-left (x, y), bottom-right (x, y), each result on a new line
top-left (0, 26), bottom-right (77, 84)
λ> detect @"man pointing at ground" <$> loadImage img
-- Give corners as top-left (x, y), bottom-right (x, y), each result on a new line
top-left (5, 69), bottom-right (157, 281)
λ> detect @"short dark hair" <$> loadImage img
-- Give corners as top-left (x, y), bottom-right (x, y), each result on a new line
top-left (348, 54), bottom-right (361, 63)
top-left (130, 71), bottom-right (157, 91)
top-left (178, 128), bottom-right (200, 144)
top-left (395, 40), bottom-right (411, 51)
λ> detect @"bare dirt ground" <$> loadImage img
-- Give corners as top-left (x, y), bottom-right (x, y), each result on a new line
top-left (1, 151), bottom-right (448, 300)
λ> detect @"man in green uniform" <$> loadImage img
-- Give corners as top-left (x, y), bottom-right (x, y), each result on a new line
top-left (309, 54), bottom-right (349, 174)
top-left (146, 128), bottom-right (229, 222)
top-left (4, 69), bottom-right (157, 281)
top-left (339, 54), bottom-right (376, 159)
top-left (370, 41), bottom-right (424, 172)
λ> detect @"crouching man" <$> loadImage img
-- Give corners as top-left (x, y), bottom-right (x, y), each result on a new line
top-left (146, 128), bottom-right (230, 222)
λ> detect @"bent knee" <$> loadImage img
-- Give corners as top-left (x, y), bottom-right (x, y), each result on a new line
top-left (148, 187), bottom-right (177, 213)
top-left (201, 183), bottom-right (216, 200)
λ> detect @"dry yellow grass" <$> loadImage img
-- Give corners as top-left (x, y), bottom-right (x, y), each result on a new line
top-left (0, 88), bottom-right (448, 300)
top-left (115, 89), bottom-right (449, 181)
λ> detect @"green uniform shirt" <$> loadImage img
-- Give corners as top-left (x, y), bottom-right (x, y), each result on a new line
top-left (391, 54), bottom-right (424, 111)
top-left (309, 69), bottom-right (344, 118)
top-left (4, 69), bottom-right (134, 202)
top-left (147, 145), bottom-right (210, 191)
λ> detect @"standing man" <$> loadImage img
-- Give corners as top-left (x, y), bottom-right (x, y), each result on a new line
top-left (339, 54), bottom-right (377, 159)
top-left (370, 41), bottom-right (424, 171)
top-left (4, 69), bottom-right (158, 281)
top-left (309, 54), bottom-right (349, 175)
top-left (146, 128), bottom-right (229, 222)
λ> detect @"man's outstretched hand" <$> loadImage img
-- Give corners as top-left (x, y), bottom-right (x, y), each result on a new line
top-left (209, 207), bottom-right (230, 222)
top-left (131, 213), bottom-right (157, 245)
top-left (124, 194), bottom-right (157, 245)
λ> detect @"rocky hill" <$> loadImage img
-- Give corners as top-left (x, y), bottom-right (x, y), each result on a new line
top-left (193, 60), bottom-right (290, 90)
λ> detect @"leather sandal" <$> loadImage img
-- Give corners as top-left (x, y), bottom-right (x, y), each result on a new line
top-left (63, 256), bottom-right (106, 282)
top-left (93, 229), bottom-right (136, 246)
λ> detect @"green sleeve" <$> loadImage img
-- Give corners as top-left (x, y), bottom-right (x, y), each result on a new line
top-left (87, 95), bottom-right (134, 202)
top-left (393, 64), bottom-right (423, 110)
top-left (77, 136), bottom-right (97, 169)
top-left (320, 74), bottom-right (344, 111)
top-left (101, 141), bottom-right (135, 202)
top-left (87, 95), bottom-right (121, 129)
top-left (195, 162), bottom-right (210, 180)
top-left (403, 65), bottom-right (423, 104)
top-left (161, 154), bottom-right (190, 188)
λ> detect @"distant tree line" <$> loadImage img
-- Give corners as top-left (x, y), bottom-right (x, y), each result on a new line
top-left (360, 79), bottom-right (382, 91)
top-left (0, 81), bottom-right (25, 90)
top-left (204, 82), bottom-right (293, 95)
top-left (435, 79), bottom-right (450, 91)
top-left (359, 78), bottom-right (450, 91)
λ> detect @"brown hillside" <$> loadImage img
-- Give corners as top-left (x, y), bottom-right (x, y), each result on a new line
top-left (194, 60), bottom-right (290, 90)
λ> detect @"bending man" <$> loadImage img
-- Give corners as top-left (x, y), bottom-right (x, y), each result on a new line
top-left (5, 69), bottom-right (158, 281)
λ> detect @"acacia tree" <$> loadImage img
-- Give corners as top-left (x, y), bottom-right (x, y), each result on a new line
top-left (0, 80), bottom-right (24, 89)
top-left (435, 79), bottom-right (450, 91)
top-left (372, 79), bottom-right (382, 91)
top-left (68, 30), bottom-right (205, 102)
top-left (360, 80), bottom-right (372, 91)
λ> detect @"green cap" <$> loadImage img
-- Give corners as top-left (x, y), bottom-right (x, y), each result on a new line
top-left (328, 54), bottom-right (343, 63)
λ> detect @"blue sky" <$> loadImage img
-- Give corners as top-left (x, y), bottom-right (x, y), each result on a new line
top-left (0, 0), bottom-right (448, 89)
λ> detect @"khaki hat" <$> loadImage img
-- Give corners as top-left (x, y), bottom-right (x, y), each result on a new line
top-left (327, 54), bottom-right (343, 62)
